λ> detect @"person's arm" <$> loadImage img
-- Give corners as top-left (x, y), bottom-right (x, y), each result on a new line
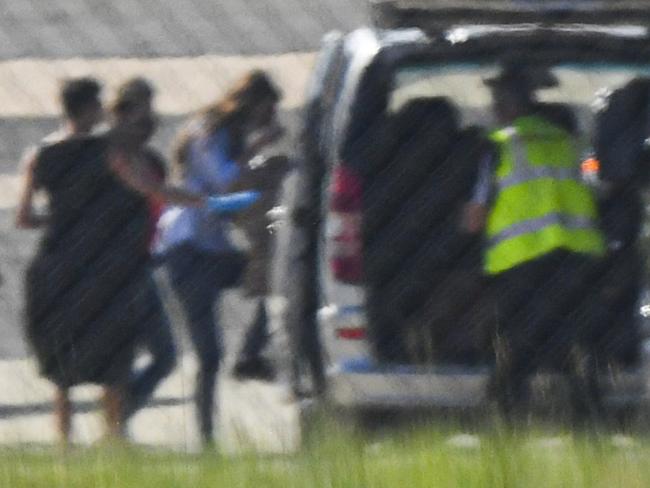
top-left (111, 150), bottom-right (259, 214)
top-left (15, 150), bottom-right (48, 228)
top-left (109, 151), bottom-right (206, 207)
top-left (461, 151), bottom-right (495, 234)
top-left (236, 123), bottom-right (285, 168)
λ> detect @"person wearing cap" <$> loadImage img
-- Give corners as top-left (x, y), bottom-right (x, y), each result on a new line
top-left (463, 65), bottom-right (606, 422)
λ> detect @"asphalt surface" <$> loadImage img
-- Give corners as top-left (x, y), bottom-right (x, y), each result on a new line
top-left (0, 0), bottom-right (367, 58)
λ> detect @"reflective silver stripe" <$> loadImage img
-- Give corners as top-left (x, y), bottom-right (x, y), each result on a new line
top-left (497, 133), bottom-right (580, 189)
top-left (499, 166), bottom-right (579, 188)
top-left (489, 213), bottom-right (597, 247)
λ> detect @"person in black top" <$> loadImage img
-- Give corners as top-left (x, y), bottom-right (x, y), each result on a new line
top-left (591, 78), bottom-right (650, 370)
top-left (16, 77), bottom-right (105, 444)
top-left (16, 77), bottom-right (103, 228)
top-left (16, 77), bottom-right (206, 445)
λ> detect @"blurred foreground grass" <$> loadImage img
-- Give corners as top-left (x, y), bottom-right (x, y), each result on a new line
top-left (1, 421), bottom-right (649, 487)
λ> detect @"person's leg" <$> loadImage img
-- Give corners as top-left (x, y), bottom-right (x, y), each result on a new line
top-left (186, 305), bottom-right (221, 446)
top-left (301, 268), bottom-right (328, 396)
top-left (605, 250), bottom-right (642, 369)
top-left (562, 256), bottom-right (605, 425)
top-left (285, 235), bottom-right (327, 398)
top-left (233, 300), bottom-right (275, 381)
top-left (491, 261), bottom-right (546, 423)
top-left (519, 252), bottom-right (603, 425)
top-left (492, 270), bottom-right (520, 420)
top-left (167, 246), bottom-right (222, 446)
top-left (494, 324), bottom-right (535, 422)
top-left (126, 308), bottom-right (177, 419)
top-left (54, 386), bottom-right (72, 445)
top-left (566, 343), bottom-right (603, 427)
top-left (237, 300), bottom-right (269, 360)
top-left (288, 280), bottom-right (327, 397)
top-left (102, 384), bottom-right (127, 440)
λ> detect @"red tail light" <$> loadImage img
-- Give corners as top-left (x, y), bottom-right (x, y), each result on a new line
top-left (335, 327), bottom-right (367, 340)
top-left (329, 164), bottom-right (363, 283)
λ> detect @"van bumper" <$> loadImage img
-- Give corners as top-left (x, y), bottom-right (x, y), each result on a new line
top-left (327, 358), bottom-right (648, 410)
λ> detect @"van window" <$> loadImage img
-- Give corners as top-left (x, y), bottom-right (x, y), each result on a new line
top-left (390, 63), bottom-right (650, 134)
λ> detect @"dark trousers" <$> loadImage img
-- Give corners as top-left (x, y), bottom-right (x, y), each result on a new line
top-left (126, 287), bottom-right (177, 418)
top-left (285, 249), bottom-right (326, 396)
top-left (237, 300), bottom-right (270, 361)
top-left (166, 244), bottom-right (240, 443)
top-left (590, 248), bottom-right (642, 369)
top-left (491, 251), bottom-right (603, 422)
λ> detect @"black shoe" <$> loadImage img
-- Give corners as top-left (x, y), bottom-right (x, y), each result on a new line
top-left (232, 357), bottom-right (276, 382)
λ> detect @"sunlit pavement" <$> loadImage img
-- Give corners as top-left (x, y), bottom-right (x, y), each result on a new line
top-left (0, 356), bottom-right (301, 453)
top-left (0, 0), bottom-right (361, 455)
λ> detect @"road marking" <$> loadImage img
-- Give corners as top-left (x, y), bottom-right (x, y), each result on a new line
top-left (0, 53), bottom-right (316, 117)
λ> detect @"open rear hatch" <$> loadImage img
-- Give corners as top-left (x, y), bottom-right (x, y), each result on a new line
top-left (371, 0), bottom-right (650, 31)
top-left (346, 0), bottom-right (650, 368)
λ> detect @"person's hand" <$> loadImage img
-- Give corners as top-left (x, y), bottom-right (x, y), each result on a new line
top-left (250, 124), bottom-right (285, 152)
top-left (206, 191), bottom-right (261, 214)
top-left (461, 202), bottom-right (488, 234)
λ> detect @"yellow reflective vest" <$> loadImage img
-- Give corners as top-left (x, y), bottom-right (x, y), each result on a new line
top-left (485, 115), bottom-right (605, 275)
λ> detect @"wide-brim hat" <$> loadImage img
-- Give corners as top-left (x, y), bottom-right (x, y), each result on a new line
top-left (484, 65), bottom-right (559, 91)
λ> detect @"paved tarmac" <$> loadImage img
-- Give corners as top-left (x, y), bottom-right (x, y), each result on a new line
top-left (0, 0), bottom-right (368, 58)
top-left (0, 0), bottom-right (369, 451)
top-left (0, 355), bottom-right (302, 453)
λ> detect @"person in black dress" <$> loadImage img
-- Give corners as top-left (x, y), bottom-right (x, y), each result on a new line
top-left (16, 77), bottom-right (207, 444)
top-left (16, 77), bottom-right (107, 443)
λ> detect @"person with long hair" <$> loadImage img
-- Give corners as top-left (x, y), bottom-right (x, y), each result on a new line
top-left (155, 70), bottom-right (283, 446)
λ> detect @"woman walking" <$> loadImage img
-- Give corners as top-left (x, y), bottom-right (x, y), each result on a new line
top-left (155, 70), bottom-right (283, 446)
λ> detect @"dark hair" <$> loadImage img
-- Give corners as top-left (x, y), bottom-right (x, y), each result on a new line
top-left (111, 77), bottom-right (154, 116)
top-left (174, 70), bottom-right (281, 168)
top-left (60, 77), bottom-right (101, 120)
top-left (395, 97), bottom-right (459, 137)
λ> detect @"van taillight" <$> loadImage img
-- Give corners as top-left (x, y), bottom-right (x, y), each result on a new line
top-left (335, 327), bottom-right (367, 340)
top-left (329, 164), bottom-right (363, 283)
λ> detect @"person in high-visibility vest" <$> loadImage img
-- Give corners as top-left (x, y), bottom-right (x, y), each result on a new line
top-left (463, 66), bottom-right (606, 422)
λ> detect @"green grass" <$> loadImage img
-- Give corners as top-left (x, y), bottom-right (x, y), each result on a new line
top-left (1, 423), bottom-right (650, 487)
